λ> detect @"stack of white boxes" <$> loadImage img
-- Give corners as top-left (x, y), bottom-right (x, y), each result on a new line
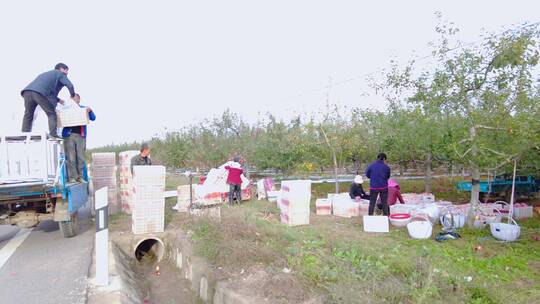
top-left (176, 185), bottom-right (192, 212)
top-left (91, 153), bottom-right (118, 214)
top-left (279, 180), bottom-right (311, 226)
top-left (118, 150), bottom-right (139, 214)
top-left (132, 166), bottom-right (166, 234)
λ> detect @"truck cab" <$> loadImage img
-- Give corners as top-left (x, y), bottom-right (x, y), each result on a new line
top-left (0, 133), bottom-right (88, 237)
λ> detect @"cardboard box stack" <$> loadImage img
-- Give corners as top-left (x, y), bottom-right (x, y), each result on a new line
top-left (91, 153), bottom-right (118, 214)
top-left (132, 166), bottom-right (166, 234)
top-left (118, 150), bottom-right (139, 214)
top-left (279, 180), bottom-right (311, 226)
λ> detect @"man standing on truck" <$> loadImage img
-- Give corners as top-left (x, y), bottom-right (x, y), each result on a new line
top-left (21, 63), bottom-right (77, 138)
top-left (365, 153), bottom-right (391, 216)
top-left (131, 143), bottom-right (153, 175)
top-left (62, 94), bottom-right (96, 183)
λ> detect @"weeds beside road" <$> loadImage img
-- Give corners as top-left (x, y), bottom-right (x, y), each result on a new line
top-left (170, 178), bottom-right (540, 303)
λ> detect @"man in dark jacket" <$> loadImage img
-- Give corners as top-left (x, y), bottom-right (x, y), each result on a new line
top-left (131, 143), bottom-right (153, 175)
top-left (21, 63), bottom-right (76, 138)
top-left (365, 153), bottom-right (391, 216)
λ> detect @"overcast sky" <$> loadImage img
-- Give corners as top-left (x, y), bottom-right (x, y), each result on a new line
top-left (1, 1), bottom-right (539, 148)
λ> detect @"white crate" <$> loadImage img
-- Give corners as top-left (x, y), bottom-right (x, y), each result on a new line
top-left (133, 166), bottom-right (166, 185)
top-left (132, 217), bottom-right (164, 234)
top-left (91, 153), bottom-right (116, 166)
top-left (279, 197), bottom-right (310, 214)
top-left (175, 199), bottom-right (191, 212)
top-left (0, 133), bottom-right (60, 183)
top-left (56, 107), bottom-right (89, 128)
top-left (133, 185), bottom-right (165, 200)
top-left (280, 211), bottom-right (310, 226)
top-left (316, 199), bottom-right (332, 215)
top-left (132, 203), bottom-right (165, 219)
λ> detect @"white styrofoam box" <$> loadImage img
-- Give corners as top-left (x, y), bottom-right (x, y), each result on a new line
top-left (177, 185), bottom-right (192, 200)
top-left (91, 153), bottom-right (116, 165)
top-left (316, 199), bottom-right (332, 215)
top-left (402, 193), bottom-right (423, 205)
top-left (132, 217), bottom-right (164, 234)
top-left (133, 185), bottom-right (165, 201)
top-left (56, 107), bottom-right (90, 128)
top-left (280, 180), bottom-right (312, 200)
top-left (0, 133), bottom-right (60, 182)
top-left (363, 216), bottom-right (389, 232)
top-left (509, 205), bottom-right (533, 219)
top-left (280, 211), bottom-right (310, 226)
top-left (358, 203), bottom-right (370, 216)
top-left (175, 199), bottom-right (191, 213)
top-left (390, 204), bottom-right (419, 215)
top-left (132, 202), bottom-right (165, 219)
top-left (279, 196), bottom-right (310, 214)
top-left (256, 179), bottom-right (266, 200)
top-left (331, 194), bottom-right (357, 218)
top-left (133, 166), bottom-right (166, 185)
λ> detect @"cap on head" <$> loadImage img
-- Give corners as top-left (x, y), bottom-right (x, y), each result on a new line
top-left (55, 63), bottom-right (69, 70)
top-left (140, 142), bottom-right (150, 152)
top-left (233, 156), bottom-right (241, 163)
top-left (354, 175), bottom-right (364, 184)
top-left (377, 153), bottom-right (387, 161)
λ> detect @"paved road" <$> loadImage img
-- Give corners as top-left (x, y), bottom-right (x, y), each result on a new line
top-left (0, 206), bottom-right (94, 304)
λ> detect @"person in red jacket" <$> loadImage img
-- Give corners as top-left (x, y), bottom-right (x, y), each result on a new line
top-left (225, 156), bottom-right (243, 205)
top-left (387, 179), bottom-right (405, 206)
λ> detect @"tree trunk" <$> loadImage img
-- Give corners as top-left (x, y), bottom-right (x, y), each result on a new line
top-left (320, 126), bottom-right (339, 193)
top-left (399, 162), bottom-right (404, 176)
top-left (424, 152), bottom-right (432, 193)
top-left (467, 127), bottom-right (479, 228)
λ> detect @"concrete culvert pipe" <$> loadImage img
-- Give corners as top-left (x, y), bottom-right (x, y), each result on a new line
top-left (134, 238), bottom-right (165, 263)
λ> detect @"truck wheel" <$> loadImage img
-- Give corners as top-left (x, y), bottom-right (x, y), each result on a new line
top-left (59, 212), bottom-right (78, 238)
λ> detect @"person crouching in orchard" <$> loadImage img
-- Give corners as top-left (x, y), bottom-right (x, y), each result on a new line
top-left (349, 175), bottom-right (370, 201)
top-left (387, 179), bottom-right (405, 206)
top-left (225, 156), bottom-right (243, 205)
top-left (365, 153), bottom-right (391, 216)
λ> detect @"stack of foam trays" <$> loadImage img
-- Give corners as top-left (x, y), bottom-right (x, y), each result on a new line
top-left (176, 184), bottom-right (192, 212)
top-left (91, 153), bottom-right (118, 213)
top-left (279, 180), bottom-right (311, 226)
top-left (118, 150), bottom-right (139, 214)
top-left (132, 166), bottom-right (166, 234)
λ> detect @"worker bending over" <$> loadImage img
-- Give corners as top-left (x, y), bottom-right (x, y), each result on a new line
top-left (21, 63), bottom-right (77, 138)
top-left (225, 156), bottom-right (243, 205)
top-left (62, 94), bottom-right (96, 183)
